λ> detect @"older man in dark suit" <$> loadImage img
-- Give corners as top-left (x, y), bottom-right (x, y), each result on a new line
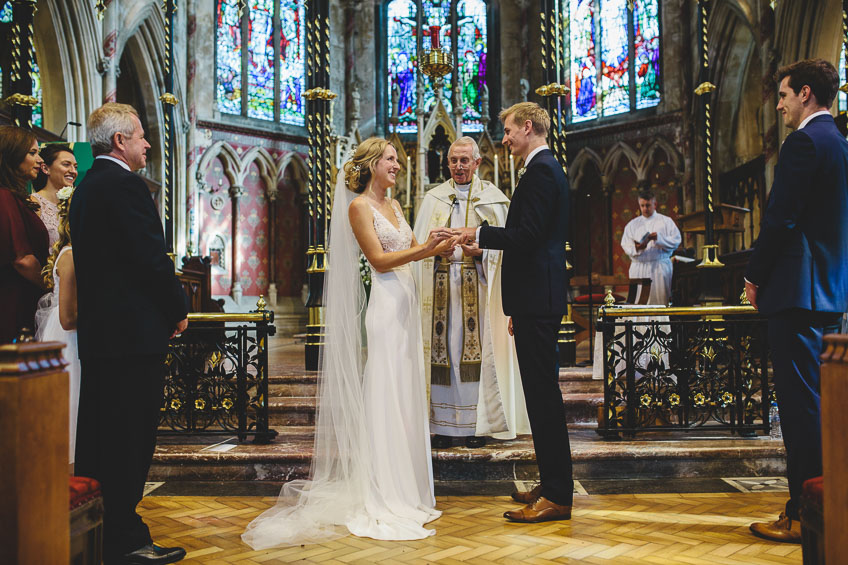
top-left (70, 103), bottom-right (188, 564)
top-left (449, 102), bottom-right (572, 523)
top-left (746, 59), bottom-right (848, 543)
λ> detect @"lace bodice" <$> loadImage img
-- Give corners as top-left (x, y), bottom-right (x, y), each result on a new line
top-left (31, 192), bottom-right (60, 248)
top-left (370, 201), bottom-right (413, 253)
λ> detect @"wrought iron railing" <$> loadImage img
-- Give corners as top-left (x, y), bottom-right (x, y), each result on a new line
top-left (598, 304), bottom-right (770, 438)
top-left (159, 301), bottom-right (277, 444)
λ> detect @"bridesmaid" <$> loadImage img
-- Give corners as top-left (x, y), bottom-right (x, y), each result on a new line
top-left (0, 125), bottom-right (49, 342)
top-left (31, 143), bottom-right (78, 248)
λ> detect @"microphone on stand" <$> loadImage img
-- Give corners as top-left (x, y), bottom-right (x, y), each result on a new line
top-left (58, 121), bottom-right (82, 139)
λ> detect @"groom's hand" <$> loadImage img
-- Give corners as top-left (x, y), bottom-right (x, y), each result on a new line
top-left (508, 317), bottom-right (514, 336)
top-left (460, 241), bottom-right (482, 257)
top-left (451, 227), bottom-right (477, 244)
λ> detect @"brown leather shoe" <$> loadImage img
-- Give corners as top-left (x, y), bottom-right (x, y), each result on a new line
top-left (511, 484), bottom-right (542, 504)
top-left (749, 512), bottom-right (802, 543)
top-left (504, 496), bottom-right (572, 523)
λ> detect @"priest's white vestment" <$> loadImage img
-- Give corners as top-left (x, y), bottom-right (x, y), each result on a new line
top-left (413, 177), bottom-right (530, 439)
top-left (620, 211), bottom-right (682, 305)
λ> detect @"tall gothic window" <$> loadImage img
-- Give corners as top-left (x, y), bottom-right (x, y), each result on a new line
top-left (386, 0), bottom-right (489, 133)
top-left (216, 0), bottom-right (306, 126)
top-left (839, 41), bottom-right (846, 114)
top-left (0, 1), bottom-right (42, 127)
top-left (569, 0), bottom-right (661, 123)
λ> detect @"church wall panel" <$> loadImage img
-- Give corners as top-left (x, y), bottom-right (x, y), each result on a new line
top-left (201, 156), bottom-right (234, 295)
top-left (237, 162), bottom-right (271, 297)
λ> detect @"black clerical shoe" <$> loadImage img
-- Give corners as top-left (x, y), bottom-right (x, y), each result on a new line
top-left (122, 543), bottom-right (186, 564)
top-left (464, 436), bottom-right (487, 448)
top-left (431, 434), bottom-right (452, 448)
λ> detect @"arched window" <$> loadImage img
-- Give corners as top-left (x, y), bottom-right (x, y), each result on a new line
top-left (386, 0), bottom-right (490, 133)
top-left (839, 42), bottom-right (846, 114)
top-left (569, 0), bottom-right (661, 123)
top-left (0, 1), bottom-right (42, 127)
top-left (216, 0), bottom-right (306, 126)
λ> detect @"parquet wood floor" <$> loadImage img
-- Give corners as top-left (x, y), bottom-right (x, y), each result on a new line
top-left (139, 492), bottom-right (802, 564)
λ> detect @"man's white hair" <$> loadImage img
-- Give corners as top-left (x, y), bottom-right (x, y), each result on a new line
top-left (87, 103), bottom-right (139, 156)
top-left (449, 136), bottom-right (481, 160)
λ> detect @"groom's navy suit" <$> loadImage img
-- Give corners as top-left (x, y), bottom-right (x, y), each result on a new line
top-left (479, 148), bottom-right (572, 506)
top-left (70, 157), bottom-right (187, 559)
top-left (746, 113), bottom-right (848, 519)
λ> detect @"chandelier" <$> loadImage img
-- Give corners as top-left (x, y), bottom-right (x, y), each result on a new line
top-left (420, 25), bottom-right (452, 80)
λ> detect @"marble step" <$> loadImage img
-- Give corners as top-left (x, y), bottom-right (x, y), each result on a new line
top-left (267, 392), bottom-right (604, 427)
top-left (150, 427), bottom-right (786, 483)
top-left (267, 367), bottom-right (602, 398)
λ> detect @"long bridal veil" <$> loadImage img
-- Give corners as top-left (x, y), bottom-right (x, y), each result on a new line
top-left (242, 168), bottom-right (373, 549)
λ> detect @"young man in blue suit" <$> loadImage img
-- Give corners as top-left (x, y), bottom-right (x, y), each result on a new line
top-left (746, 59), bottom-right (848, 542)
top-left (448, 102), bottom-right (573, 523)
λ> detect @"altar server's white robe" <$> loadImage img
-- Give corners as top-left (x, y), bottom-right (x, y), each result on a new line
top-left (620, 212), bottom-right (682, 305)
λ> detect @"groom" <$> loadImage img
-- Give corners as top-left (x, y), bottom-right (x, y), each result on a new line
top-left (450, 102), bottom-right (573, 522)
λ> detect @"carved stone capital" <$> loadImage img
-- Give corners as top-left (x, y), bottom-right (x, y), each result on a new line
top-left (229, 184), bottom-right (244, 199)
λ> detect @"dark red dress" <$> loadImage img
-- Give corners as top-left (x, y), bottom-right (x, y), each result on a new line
top-left (0, 187), bottom-right (49, 343)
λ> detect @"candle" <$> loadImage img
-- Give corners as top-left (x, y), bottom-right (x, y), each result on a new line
top-left (405, 156), bottom-right (412, 207)
top-left (509, 154), bottom-right (515, 192)
top-left (493, 154), bottom-right (499, 188)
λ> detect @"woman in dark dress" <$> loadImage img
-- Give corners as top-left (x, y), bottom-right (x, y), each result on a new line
top-left (0, 125), bottom-right (49, 343)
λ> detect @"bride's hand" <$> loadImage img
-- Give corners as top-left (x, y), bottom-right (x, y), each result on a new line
top-left (425, 229), bottom-right (452, 250)
top-left (432, 235), bottom-right (459, 256)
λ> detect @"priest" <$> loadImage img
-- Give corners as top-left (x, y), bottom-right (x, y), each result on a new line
top-left (413, 136), bottom-right (530, 448)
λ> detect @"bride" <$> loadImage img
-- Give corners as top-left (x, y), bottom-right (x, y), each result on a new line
top-left (243, 138), bottom-right (456, 548)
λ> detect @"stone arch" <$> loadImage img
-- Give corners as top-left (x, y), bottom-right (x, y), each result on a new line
top-left (34, 0), bottom-right (102, 136)
top-left (277, 152), bottom-right (309, 193)
top-left (570, 147), bottom-right (603, 193)
top-left (602, 142), bottom-right (641, 183)
top-left (638, 138), bottom-right (683, 178)
top-left (239, 146), bottom-right (277, 192)
top-left (198, 141), bottom-right (241, 187)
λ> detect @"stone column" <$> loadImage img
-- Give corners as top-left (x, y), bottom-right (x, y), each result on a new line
top-left (229, 184), bottom-right (244, 305)
top-left (267, 188), bottom-right (278, 308)
top-left (100, 0), bottom-right (119, 103)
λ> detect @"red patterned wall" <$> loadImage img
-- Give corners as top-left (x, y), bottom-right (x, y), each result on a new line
top-left (237, 162), bottom-right (270, 297)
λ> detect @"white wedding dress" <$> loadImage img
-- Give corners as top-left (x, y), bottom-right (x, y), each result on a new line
top-left (34, 245), bottom-right (80, 464)
top-left (242, 188), bottom-right (439, 549)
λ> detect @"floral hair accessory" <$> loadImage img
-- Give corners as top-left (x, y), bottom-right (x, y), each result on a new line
top-left (353, 164), bottom-right (361, 171)
top-left (57, 186), bottom-right (75, 201)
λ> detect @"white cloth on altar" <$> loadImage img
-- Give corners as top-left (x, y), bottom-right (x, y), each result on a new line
top-left (413, 176), bottom-right (530, 439)
top-left (620, 212), bottom-right (682, 306)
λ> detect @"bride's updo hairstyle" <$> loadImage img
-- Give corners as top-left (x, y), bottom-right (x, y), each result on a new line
top-left (343, 137), bottom-right (392, 194)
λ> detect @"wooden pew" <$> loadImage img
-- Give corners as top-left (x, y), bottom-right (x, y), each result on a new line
top-left (820, 334), bottom-right (848, 563)
top-left (0, 341), bottom-right (70, 564)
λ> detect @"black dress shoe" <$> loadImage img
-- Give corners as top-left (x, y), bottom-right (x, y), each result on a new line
top-left (431, 434), bottom-right (452, 448)
top-left (123, 543), bottom-right (186, 564)
top-left (465, 436), bottom-right (487, 448)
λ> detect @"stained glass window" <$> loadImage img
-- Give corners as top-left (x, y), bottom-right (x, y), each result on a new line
top-left (31, 58), bottom-right (41, 128)
top-left (839, 41), bottom-right (846, 114)
top-left (633, 0), bottom-right (661, 109)
top-left (215, 0), bottom-right (306, 125)
top-left (279, 0), bottom-right (305, 126)
top-left (0, 2), bottom-right (11, 23)
top-left (247, 0), bottom-right (274, 120)
top-left (386, 0), bottom-right (490, 133)
top-left (217, 0), bottom-right (242, 115)
top-left (421, 1), bottom-right (452, 115)
top-left (570, 0), bottom-right (597, 122)
top-left (600, 0), bottom-right (629, 116)
top-left (387, 0), bottom-right (418, 133)
top-left (569, 0), bottom-right (661, 124)
top-left (456, 0), bottom-right (487, 132)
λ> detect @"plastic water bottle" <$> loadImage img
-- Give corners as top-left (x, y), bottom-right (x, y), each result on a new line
top-left (769, 402), bottom-right (782, 439)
